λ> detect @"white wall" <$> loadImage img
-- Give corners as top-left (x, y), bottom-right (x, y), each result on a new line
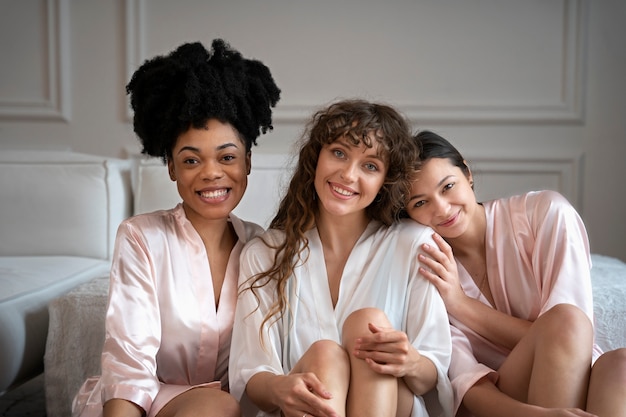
top-left (1, 0), bottom-right (625, 261)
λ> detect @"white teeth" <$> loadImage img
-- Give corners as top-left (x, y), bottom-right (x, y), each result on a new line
top-left (332, 185), bottom-right (353, 196)
top-left (199, 189), bottom-right (228, 198)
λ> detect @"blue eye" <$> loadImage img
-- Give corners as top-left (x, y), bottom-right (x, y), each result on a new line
top-left (414, 200), bottom-right (426, 208)
top-left (333, 149), bottom-right (345, 158)
top-left (364, 162), bottom-right (378, 172)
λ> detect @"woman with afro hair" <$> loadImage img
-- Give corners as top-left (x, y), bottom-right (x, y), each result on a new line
top-left (72, 39), bottom-right (280, 417)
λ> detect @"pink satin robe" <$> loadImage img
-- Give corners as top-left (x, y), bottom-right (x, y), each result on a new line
top-left (72, 204), bottom-right (263, 417)
top-left (449, 190), bottom-right (602, 415)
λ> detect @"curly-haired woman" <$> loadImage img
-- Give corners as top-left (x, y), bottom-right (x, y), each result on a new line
top-left (72, 39), bottom-right (280, 417)
top-left (229, 100), bottom-right (454, 417)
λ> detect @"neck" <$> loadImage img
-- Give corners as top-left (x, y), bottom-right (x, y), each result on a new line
top-left (445, 203), bottom-right (486, 258)
top-left (316, 210), bottom-right (370, 254)
top-left (183, 205), bottom-right (235, 250)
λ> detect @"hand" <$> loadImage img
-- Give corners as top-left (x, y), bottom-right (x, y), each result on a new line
top-left (418, 233), bottom-right (466, 311)
top-left (352, 322), bottom-right (417, 378)
top-left (270, 373), bottom-right (339, 417)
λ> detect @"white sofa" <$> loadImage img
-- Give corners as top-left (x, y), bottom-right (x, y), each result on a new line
top-left (0, 150), bottom-right (132, 395)
top-left (41, 153), bottom-right (626, 417)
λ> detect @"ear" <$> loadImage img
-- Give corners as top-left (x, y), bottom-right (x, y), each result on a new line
top-left (245, 151), bottom-right (252, 175)
top-left (167, 159), bottom-right (176, 181)
top-left (464, 160), bottom-right (474, 189)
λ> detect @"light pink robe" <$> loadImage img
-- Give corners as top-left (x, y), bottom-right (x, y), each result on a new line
top-left (449, 190), bottom-right (602, 415)
top-left (72, 204), bottom-right (263, 417)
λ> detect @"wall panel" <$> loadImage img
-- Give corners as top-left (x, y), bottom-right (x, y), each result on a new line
top-left (0, 0), bottom-right (70, 121)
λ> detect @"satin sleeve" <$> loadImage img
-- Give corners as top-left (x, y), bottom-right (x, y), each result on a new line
top-left (99, 220), bottom-right (161, 412)
top-left (400, 221), bottom-right (454, 417)
top-left (528, 191), bottom-right (593, 320)
top-left (229, 233), bottom-right (286, 414)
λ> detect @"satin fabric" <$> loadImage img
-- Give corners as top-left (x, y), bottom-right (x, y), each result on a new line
top-left (229, 219), bottom-right (454, 417)
top-left (448, 191), bottom-right (601, 415)
top-left (72, 204), bottom-right (263, 417)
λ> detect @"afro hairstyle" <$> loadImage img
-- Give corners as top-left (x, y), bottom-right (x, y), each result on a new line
top-left (126, 39), bottom-right (281, 160)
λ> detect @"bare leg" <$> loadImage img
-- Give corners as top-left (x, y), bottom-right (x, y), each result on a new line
top-left (396, 378), bottom-right (415, 417)
top-left (342, 308), bottom-right (398, 417)
top-left (497, 304), bottom-right (593, 408)
top-left (291, 339), bottom-right (351, 417)
top-left (156, 386), bottom-right (241, 417)
top-left (586, 348), bottom-right (626, 416)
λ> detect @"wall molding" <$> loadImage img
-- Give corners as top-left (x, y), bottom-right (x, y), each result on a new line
top-left (273, 0), bottom-right (586, 125)
top-left (0, 0), bottom-right (71, 121)
top-left (124, 0), bottom-right (586, 125)
top-left (124, 0), bottom-right (145, 120)
top-left (470, 154), bottom-right (583, 211)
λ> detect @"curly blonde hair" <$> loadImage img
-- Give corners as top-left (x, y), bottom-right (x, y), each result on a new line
top-left (245, 99), bottom-right (419, 336)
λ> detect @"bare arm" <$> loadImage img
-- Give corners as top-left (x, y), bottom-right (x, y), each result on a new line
top-left (419, 234), bottom-right (531, 350)
top-left (103, 398), bottom-right (144, 417)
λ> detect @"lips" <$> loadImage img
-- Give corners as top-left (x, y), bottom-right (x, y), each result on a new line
top-left (438, 210), bottom-right (460, 227)
top-left (329, 182), bottom-right (357, 198)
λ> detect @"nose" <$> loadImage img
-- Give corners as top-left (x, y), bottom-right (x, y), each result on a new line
top-left (202, 160), bottom-right (224, 180)
top-left (340, 162), bottom-right (358, 182)
top-left (432, 196), bottom-right (450, 216)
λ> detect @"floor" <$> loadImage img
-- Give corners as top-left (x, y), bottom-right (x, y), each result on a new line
top-left (0, 375), bottom-right (46, 417)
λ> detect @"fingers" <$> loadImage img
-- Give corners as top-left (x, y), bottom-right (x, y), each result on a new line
top-left (284, 374), bottom-right (338, 417)
top-left (418, 233), bottom-right (460, 289)
top-left (353, 329), bottom-right (413, 378)
top-left (301, 373), bottom-right (333, 400)
top-left (431, 232), bottom-right (453, 254)
top-left (354, 326), bottom-right (410, 360)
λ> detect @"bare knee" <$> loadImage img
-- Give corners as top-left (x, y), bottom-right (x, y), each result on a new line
top-left (294, 340), bottom-right (350, 387)
top-left (295, 340), bottom-right (349, 374)
top-left (159, 388), bottom-right (241, 417)
top-left (306, 339), bottom-right (348, 363)
top-left (592, 348), bottom-right (626, 383)
top-left (538, 304), bottom-right (593, 341)
top-left (343, 308), bottom-right (390, 335)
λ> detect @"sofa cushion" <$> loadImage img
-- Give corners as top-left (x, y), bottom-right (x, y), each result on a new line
top-left (133, 158), bottom-right (180, 216)
top-left (0, 256), bottom-right (110, 393)
top-left (132, 153), bottom-right (290, 228)
top-left (0, 151), bottom-right (131, 260)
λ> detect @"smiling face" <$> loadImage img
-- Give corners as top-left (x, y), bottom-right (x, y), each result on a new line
top-left (167, 119), bottom-right (250, 227)
top-left (405, 157), bottom-right (477, 239)
top-left (313, 135), bottom-right (387, 221)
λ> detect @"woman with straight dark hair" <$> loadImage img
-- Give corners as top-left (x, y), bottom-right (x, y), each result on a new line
top-left (406, 130), bottom-right (626, 417)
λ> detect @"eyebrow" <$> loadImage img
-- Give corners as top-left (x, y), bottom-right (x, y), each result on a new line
top-left (335, 138), bottom-right (386, 163)
top-left (176, 142), bottom-right (239, 155)
top-left (407, 174), bottom-right (455, 202)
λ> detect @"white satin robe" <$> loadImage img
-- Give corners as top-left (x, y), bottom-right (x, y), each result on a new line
top-left (72, 204), bottom-right (263, 417)
top-left (448, 191), bottom-right (602, 415)
top-left (229, 219), bottom-right (454, 417)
